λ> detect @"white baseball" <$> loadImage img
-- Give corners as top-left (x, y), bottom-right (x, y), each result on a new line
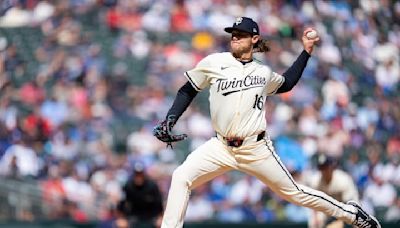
top-left (306, 30), bottom-right (318, 39)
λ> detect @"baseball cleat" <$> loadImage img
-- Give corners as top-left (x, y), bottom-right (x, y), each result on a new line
top-left (347, 200), bottom-right (381, 228)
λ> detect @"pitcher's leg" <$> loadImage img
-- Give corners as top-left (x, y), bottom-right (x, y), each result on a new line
top-left (239, 145), bottom-right (356, 225)
top-left (161, 138), bottom-right (235, 228)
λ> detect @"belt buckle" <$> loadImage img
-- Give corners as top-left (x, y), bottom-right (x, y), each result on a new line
top-left (225, 137), bottom-right (244, 147)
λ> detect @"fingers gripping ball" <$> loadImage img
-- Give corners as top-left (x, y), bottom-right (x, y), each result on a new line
top-left (153, 115), bottom-right (187, 147)
top-left (306, 30), bottom-right (318, 39)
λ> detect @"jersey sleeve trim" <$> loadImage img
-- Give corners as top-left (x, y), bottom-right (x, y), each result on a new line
top-left (184, 72), bottom-right (202, 91)
top-left (267, 77), bottom-right (285, 95)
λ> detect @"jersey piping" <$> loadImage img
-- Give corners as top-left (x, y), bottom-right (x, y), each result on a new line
top-left (185, 72), bottom-right (202, 91)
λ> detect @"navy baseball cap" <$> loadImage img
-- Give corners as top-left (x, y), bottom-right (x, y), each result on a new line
top-left (133, 162), bottom-right (145, 174)
top-left (224, 17), bottom-right (259, 35)
top-left (317, 154), bottom-right (336, 168)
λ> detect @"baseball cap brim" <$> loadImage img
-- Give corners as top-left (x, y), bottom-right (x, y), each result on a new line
top-left (224, 27), bottom-right (254, 35)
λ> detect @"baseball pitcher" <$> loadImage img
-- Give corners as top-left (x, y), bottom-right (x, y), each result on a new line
top-left (153, 17), bottom-right (380, 228)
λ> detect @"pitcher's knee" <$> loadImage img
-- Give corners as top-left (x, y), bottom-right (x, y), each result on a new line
top-left (279, 188), bottom-right (308, 206)
top-left (291, 191), bottom-right (310, 205)
top-left (283, 188), bottom-right (325, 209)
top-left (171, 167), bottom-right (192, 189)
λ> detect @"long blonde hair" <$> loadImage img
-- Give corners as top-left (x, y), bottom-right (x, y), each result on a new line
top-left (253, 39), bottom-right (270, 53)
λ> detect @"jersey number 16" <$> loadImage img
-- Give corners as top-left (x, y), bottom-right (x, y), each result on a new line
top-left (253, 94), bottom-right (264, 110)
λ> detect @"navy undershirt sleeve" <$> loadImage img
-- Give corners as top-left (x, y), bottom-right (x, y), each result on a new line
top-left (276, 50), bottom-right (310, 93)
top-left (166, 81), bottom-right (198, 120)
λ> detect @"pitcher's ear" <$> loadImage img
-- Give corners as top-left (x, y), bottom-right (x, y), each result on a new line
top-left (252, 35), bottom-right (260, 43)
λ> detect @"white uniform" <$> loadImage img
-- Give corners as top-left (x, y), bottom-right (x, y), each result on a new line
top-left (161, 52), bottom-right (357, 227)
top-left (186, 52), bottom-right (282, 139)
top-left (306, 169), bottom-right (359, 228)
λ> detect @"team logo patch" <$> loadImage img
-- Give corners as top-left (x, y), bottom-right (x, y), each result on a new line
top-left (235, 17), bottom-right (243, 25)
top-left (253, 28), bottom-right (257, 33)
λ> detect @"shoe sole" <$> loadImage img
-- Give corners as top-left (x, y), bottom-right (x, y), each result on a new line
top-left (347, 200), bottom-right (382, 228)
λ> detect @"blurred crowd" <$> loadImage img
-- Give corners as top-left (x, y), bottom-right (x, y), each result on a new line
top-left (0, 0), bottom-right (399, 225)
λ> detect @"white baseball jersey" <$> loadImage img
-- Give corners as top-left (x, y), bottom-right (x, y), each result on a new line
top-left (185, 52), bottom-right (284, 138)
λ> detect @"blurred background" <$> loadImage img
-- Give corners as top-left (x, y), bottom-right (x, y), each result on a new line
top-left (0, 0), bottom-right (399, 227)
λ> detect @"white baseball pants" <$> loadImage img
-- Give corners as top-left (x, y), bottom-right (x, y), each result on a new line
top-left (161, 135), bottom-right (357, 228)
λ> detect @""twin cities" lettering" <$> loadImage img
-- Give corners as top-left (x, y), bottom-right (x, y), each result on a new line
top-left (216, 75), bottom-right (266, 93)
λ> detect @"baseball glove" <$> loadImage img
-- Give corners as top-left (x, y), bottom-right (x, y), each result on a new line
top-left (153, 115), bottom-right (187, 148)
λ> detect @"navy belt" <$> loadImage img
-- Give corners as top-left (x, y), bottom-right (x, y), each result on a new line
top-left (222, 131), bottom-right (265, 147)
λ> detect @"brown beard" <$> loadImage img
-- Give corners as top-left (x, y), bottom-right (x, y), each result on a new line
top-left (231, 50), bottom-right (241, 58)
top-left (231, 44), bottom-right (252, 59)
